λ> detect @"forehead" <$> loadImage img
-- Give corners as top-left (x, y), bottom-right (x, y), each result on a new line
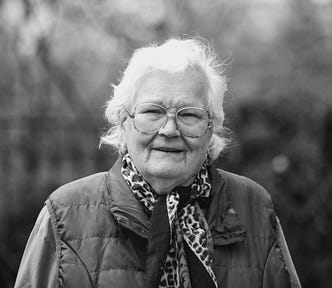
top-left (133, 69), bottom-right (209, 108)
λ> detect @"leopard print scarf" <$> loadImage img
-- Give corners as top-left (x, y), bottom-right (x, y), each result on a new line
top-left (121, 153), bottom-right (218, 288)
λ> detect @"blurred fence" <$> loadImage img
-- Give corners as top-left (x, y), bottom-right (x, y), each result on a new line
top-left (0, 114), bottom-right (115, 287)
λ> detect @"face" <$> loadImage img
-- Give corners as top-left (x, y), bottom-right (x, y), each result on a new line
top-left (123, 69), bottom-right (212, 194)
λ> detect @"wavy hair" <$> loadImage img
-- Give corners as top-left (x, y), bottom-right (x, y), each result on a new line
top-left (100, 37), bottom-right (228, 161)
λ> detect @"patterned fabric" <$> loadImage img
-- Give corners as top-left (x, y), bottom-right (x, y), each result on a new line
top-left (121, 153), bottom-right (218, 288)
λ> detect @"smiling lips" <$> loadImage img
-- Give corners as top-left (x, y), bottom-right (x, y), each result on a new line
top-left (153, 147), bottom-right (183, 153)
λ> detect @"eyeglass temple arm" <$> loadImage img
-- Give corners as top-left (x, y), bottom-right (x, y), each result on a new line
top-left (122, 108), bottom-right (135, 119)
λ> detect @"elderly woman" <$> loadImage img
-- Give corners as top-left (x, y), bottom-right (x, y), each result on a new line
top-left (15, 38), bottom-right (301, 288)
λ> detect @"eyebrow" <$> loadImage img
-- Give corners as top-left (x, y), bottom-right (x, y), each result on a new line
top-left (139, 100), bottom-right (205, 109)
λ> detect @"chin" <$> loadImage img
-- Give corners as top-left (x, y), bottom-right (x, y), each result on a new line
top-left (148, 165), bottom-right (183, 179)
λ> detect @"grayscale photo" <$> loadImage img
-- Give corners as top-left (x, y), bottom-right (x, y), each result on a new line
top-left (1, 0), bottom-right (331, 287)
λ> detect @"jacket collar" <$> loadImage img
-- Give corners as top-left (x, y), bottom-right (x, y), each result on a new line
top-left (107, 158), bottom-right (150, 238)
top-left (206, 163), bottom-right (247, 246)
top-left (107, 158), bottom-right (246, 245)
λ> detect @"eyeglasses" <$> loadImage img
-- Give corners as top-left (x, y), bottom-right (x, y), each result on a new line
top-left (124, 103), bottom-right (212, 138)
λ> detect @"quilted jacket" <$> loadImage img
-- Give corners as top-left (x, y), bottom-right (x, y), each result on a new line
top-left (15, 159), bottom-right (301, 288)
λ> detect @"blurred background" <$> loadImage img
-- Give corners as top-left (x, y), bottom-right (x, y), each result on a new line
top-left (0, 0), bottom-right (331, 287)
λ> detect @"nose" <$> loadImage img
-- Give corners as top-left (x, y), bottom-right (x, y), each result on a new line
top-left (158, 114), bottom-right (181, 137)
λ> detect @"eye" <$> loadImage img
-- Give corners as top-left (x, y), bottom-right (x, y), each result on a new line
top-left (142, 108), bottom-right (164, 114)
top-left (181, 112), bottom-right (200, 118)
top-left (179, 108), bottom-right (206, 120)
top-left (135, 104), bottom-right (166, 121)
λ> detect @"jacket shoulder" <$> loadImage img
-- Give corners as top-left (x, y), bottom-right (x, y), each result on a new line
top-left (46, 171), bottom-right (118, 243)
top-left (217, 168), bottom-right (273, 207)
top-left (217, 169), bottom-right (277, 235)
top-left (48, 172), bottom-right (110, 206)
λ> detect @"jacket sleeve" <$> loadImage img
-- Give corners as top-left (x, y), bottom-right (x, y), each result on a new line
top-left (14, 205), bottom-right (59, 288)
top-left (262, 217), bottom-right (301, 288)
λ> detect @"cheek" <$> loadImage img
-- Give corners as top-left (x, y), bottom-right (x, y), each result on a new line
top-left (124, 122), bottom-right (153, 155)
top-left (187, 137), bottom-right (210, 160)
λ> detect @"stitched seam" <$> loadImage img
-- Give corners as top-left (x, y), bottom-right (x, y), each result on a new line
top-left (56, 202), bottom-right (108, 208)
top-left (213, 234), bottom-right (274, 241)
top-left (89, 266), bottom-right (145, 273)
top-left (61, 262), bottom-right (144, 273)
top-left (67, 235), bottom-right (119, 241)
top-left (46, 200), bottom-right (63, 288)
top-left (61, 239), bottom-right (95, 288)
top-left (261, 239), bottom-right (276, 288)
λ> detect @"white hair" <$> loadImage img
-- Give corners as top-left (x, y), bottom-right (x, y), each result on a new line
top-left (100, 37), bottom-right (228, 161)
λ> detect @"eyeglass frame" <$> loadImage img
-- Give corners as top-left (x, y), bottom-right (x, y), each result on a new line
top-left (122, 102), bottom-right (213, 138)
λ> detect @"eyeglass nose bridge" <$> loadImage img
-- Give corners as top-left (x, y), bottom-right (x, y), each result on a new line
top-left (160, 110), bottom-right (179, 130)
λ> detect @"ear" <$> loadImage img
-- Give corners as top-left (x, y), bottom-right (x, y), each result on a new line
top-left (119, 110), bottom-right (128, 130)
top-left (118, 117), bottom-right (128, 153)
top-left (207, 124), bottom-right (213, 140)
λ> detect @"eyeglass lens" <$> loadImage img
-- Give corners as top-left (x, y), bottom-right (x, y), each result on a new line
top-left (133, 103), bottom-right (210, 137)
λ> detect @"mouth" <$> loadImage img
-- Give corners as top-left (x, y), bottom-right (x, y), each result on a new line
top-left (153, 147), bottom-right (184, 153)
